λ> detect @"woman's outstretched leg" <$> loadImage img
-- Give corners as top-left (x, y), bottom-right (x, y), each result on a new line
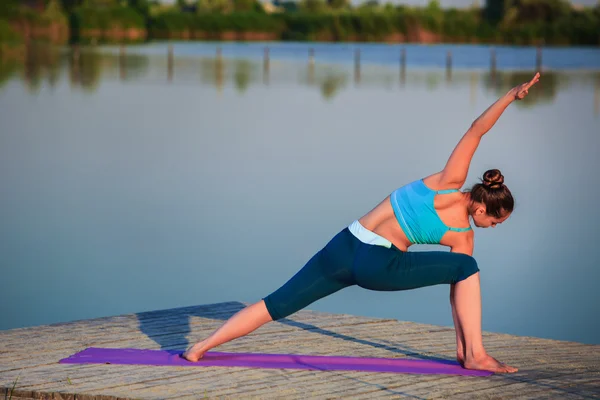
top-left (453, 272), bottom-right (518, 373)
top-left (182, 300), bottom-right (273, 362)
top-left (183, 229), bottom-right (356, 362)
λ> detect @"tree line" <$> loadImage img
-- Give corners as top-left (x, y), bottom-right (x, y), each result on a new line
top-left (0, 0), bottom-right (599, 46)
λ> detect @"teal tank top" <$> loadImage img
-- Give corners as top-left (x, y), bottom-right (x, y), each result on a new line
top-left (390, 179), bottom-right (472, 245)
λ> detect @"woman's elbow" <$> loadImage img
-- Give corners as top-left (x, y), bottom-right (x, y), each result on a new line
top-left (468, 123), bottom-right (487, 138)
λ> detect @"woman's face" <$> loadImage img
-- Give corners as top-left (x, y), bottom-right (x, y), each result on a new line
top-left (471, 204), bottom-right (511, 228)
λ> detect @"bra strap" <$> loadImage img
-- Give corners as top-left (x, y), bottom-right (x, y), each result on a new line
top-left (448, 226), bottom-right (472, 232)
top-left (436, 189), bottom-right (459, 194)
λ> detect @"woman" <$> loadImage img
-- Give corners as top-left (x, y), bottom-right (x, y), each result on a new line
top-left (183, 72), bottom-right (541, 374)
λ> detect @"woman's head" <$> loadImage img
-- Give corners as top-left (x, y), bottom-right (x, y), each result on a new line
top-left (467, 169), bottom-right (514, 228)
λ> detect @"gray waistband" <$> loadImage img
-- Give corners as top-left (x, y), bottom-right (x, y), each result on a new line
top-left (348, 220), bottom-right (392, 248)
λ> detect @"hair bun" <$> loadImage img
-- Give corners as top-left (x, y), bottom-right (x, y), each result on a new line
top-left (482, 169), bottom-right (504, 190)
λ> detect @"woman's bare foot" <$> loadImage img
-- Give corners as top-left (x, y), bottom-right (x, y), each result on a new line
top-left (457, 351), bottom-right (465, 368)
top-left (182, 341), bottom-right (207, 362)
top-left (464, 353), bottom-right (518, 373)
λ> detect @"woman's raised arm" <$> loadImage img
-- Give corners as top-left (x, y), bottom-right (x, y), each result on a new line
top-left (429, 72), bottom-right (541, 189)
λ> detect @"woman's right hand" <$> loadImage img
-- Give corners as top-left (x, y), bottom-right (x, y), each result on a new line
top-left (508, 72), bottom-right (541, 100)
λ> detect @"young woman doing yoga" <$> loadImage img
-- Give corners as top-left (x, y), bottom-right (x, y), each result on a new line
top-left (183, 72), bottom-right (541, 374)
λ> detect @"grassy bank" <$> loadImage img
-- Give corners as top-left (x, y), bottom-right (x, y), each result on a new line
top-left (145, 7), bottom-right (600, 46)
top-left (70, 6), bottom-right (146, 44)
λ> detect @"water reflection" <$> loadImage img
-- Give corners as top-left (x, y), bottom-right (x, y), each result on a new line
top-left (0, 60), bottom-right (19, 90)
top-left (24, 45), bottom-right (62, 92)
top-left (2, 45), bottom-right (600, 109)
top-left (69, 50), bottom-right (102, 92)
top-left (2, 44), bottom-right (599, 345)
top-left (68, 48), bottom-right (150, 91)
top-left (595, 74), bottom-right (600, 116)
top-left (0, 44), bottom-right (63, 93)
top-left (483, 71), bottom-right (561, 108)
top-left (234, 60), bottom-right (252, 93)
top-left (320, 74), bottom-right (347, 100)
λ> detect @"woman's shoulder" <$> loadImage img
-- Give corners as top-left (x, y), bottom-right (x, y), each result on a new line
top-left (441, 227), bottom-right (474, 251)
top-left (422, 172), bottom-right (465, 192)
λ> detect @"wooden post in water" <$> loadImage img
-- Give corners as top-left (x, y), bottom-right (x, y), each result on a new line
top-left (490, 47), bottom-right (497, 82)
top-left (354, 48), bottom-right (360, 84)
top-left (470, 71), bottom-right (477, 107)
top-left (216, 46), bottom-right (224, 94)
top-left (308, 48), bottom-right (315, 85)
top-left (263, 46), bottom-right (270, 85)
top-left (119, 44), bottom-right (126, 80)
top-left (71, 44), bottom-right (80, 85)
top-left (23, 41), bottom-right (33, 87)
top-left (536, 45), bottom-right (542, 71)
top-left (167, 44), bottom-right (174, 82)
top-left (446, 50), bottom-right (452, 82)
top-left (72, 44), bottom-right (80, 62)
top-left (595, 77), bottom-right (599, 117)
top-left (400, 47), bottom-right (406, 85)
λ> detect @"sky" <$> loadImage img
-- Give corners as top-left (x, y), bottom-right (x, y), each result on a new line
top-left (428, 0), bottom-right (598, 6)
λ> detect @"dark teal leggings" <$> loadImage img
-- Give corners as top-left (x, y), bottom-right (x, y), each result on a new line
top-left (263, 227), bottom-right (479, 321)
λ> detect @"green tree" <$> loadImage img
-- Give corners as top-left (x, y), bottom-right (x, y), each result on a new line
top-left (126, 0), bottom-right (151, 18)
top-left (273, 0), bottom-right (298, 12)
top-left (300, 0), bottom-right (327, 13)
top-left (176, 0), bottom-right (192, 11)
top-left (426, 0), bottom-right (441, 13)
top-left (197, 0), bottom-right (232, 13)
top-left (505, 0), bottom-right (570, 25)
top-left (327, 0), bottom-right (349, 11)
top-left (420, 0), bottom-right (443, 32)
top-left (484, 0), bottom-right (508, 24)
top-left (58, 0), bottom-right (85, 13)
top-left (383, 3), bottom-right (395, 13)
top-left (84, 0), bottom-right (120, 7)
top-left (485, 0), bottom-right (570, 26)
top-left (358, 0), bottom-right (379, 10)
top-left (0, 0), bottom-right (19, 18)
top-left (43, 0), bottom-right (68, 22)
top-left (232, 0), bottom-right (258, 12)
top-left (0, 18), bottom-right (21, 44)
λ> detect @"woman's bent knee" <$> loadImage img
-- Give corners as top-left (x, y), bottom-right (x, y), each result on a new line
top-left (454, 255), bottom-right (480, 283)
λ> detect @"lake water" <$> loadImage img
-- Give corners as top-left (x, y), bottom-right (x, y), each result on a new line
top-left (1, 42), bottom-right (599, 346)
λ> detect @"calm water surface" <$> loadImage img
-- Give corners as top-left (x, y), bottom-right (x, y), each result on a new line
top-left (1, 42), bottom-right (599, 346)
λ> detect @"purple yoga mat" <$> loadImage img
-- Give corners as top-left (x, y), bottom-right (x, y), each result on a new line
top-left (59, 347), bottom-right (493, 376)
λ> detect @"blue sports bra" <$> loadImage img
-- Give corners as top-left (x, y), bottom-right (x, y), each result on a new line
top-left (390, 179), bottom-right (471, 245)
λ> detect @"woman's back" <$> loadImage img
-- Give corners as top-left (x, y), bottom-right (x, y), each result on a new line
top-left (359, 174), bottom-right (472, 251)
